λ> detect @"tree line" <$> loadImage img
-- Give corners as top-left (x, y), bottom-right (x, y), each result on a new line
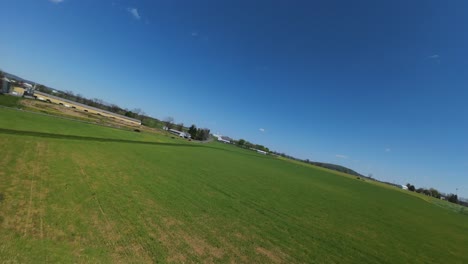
top-left (188, 125), bottom-right (210, 141)
top-left (163, 117), bottom-right (211, 141)
top-left (34, 84), bottom-right (213, 141)
top-left (406, 183), bottom-right (463, 205)
top-left (234, 139), bottom-right (270, 152)
top-left (34, 85), bottom-right (165, 128)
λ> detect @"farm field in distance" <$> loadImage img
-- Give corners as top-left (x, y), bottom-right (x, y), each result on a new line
top-left (0, 105), bottom-right (467, 263)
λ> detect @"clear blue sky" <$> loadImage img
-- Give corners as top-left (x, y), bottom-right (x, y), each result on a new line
top-left (1, 0), bottom-right (467, 197)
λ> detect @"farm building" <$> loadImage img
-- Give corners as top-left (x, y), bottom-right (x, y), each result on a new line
top-left (22, 82), bottom-right (34, 89)
top-left (218, 137), bottom-right (231, 144)
top-left (11, 86), bottom-right (26, 96)
top-left (169, 128), bottom-right (190, 138)
top-left (1, 78), bottom-right (12, 93)
top-left (213, 134), bottom-right (231, 143)
top-left (33, 91), bottom-right (141, 126)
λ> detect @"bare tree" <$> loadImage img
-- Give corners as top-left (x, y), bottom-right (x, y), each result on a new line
top-left (92, 98), bottom-right (104, 106)
top-left (132, 108), bottom-right (142, 115)
top-left (64, 90), bottom-right (74, 96)
top-left (130, 108), bottom-right (145, 118)
top-left (110, 104), bottom-right (121, 113)
top-left (164, 117), bottom-right (174, 129)
top-left (176, 123), bottom-right (184, 131)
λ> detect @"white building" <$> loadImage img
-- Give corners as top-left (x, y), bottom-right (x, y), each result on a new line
top-left (213, 133), bottom-right (231, 143)
top-left (22, 82), bottom-right (33, 89)
top-left (218, 136), bottom-right (231, 144)
top-left (169, 128), bottom-right (190, 138)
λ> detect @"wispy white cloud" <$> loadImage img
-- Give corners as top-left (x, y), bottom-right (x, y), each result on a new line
top-left (259, 128), bottom-right (265, 132)
top-left (127, 7), bottom-right (141, 20)
top-left (385, 148), bottom-right (391, 152)
top-left (428, 54), bottom-right (440, 59)
top-left (49, 0), bottom-right (64, 3)
top-left (191, 31), bottom-right (199, 37)
top-left (335, 154), bottom-right (348, 159)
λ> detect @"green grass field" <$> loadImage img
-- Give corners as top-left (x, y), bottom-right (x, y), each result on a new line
top-left (0, 105), bottom-right (467, 263)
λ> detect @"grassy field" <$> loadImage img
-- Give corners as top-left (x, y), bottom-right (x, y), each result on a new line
top-left (0, 106), bottom-right (467, 263)
top-left (0, 94), bottom-right (152, 130)
top-left (0, 94), bottom-right (23, 108)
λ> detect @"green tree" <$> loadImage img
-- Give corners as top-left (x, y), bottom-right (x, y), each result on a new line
top-left (237, 139), bottom-right (246, 146)
top-left (406, 183), bottom-right (416, 192)
top-left (195, 128), bottom-right (210, 141)
top-left (448, 194), bottom-right (458, 204)
top-left (429, 188), bottom-right (441, 198)
top-left (188, 125), bottom-right (197, 139)
top-left (125, 111), bottom-right (136, 118)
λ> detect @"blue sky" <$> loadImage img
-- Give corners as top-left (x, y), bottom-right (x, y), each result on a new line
top-left (1, 0), bottom-right (467, 197)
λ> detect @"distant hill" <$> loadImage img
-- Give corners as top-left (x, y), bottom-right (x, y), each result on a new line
top-left (308, 161), bottom-right (404, 188)
top-left (2, 71), bottom-right (36, 85)
top-left (308, 161), bottom-right (364, 177)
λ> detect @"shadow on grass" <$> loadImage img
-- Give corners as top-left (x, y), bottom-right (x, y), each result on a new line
top-left (0, 128), bottom-right (276, 161)
top-left (0, 128), bottom-right (202, 148)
